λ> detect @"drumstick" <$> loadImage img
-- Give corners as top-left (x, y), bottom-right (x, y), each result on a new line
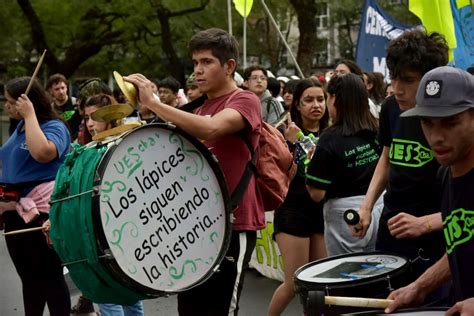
top-left (325, 296), bottom-right (394, 308)
top-left (2, 226), bottom-right (45, 236)
top-left (25, 49), bottom-right (47, 95)
top-left (274, 112), bottom-right (290, 129)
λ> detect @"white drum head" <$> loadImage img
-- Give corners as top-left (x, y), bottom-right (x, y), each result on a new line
top-left (97, 125), bottom-right (230, 293)
top-left (296, 254), bottom-right (407, 284)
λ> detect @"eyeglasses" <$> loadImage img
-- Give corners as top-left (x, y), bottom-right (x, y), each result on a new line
top-left (249, 76), bottom-right (267, 81)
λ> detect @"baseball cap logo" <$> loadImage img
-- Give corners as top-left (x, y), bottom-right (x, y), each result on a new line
top-left (425, 80), bottom-right (442, 98)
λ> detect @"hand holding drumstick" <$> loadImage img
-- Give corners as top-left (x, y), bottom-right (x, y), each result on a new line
top-left (2, 220), bottom-right (52, 245)
top-left (3, 220), bottom-right (50, 235)
top-left (283, 113), bottom-right (301, 144)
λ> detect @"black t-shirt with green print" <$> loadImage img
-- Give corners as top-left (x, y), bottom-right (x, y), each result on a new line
top-left (306, 125), bottom-right (381, 200)
top-left (379, 96), bottom-right (441, 216)
top-left (440, 166), bottom-right (474, 302)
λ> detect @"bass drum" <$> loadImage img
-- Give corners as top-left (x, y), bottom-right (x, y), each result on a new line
top-left (294, 252), bottom-right (412, 316)
top-left (50, 123), bottom-right (232, 304)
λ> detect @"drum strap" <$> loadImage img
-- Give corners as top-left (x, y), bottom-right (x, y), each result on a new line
top-left (179, 94), bottom-right (208, 112)
top-left (181, 90), bottom-right (258, 210)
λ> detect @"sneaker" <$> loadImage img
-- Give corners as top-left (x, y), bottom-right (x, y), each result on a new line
top-left (71, 295), bottom-right (95, 314)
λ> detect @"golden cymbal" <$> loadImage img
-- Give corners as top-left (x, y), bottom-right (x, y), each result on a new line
top-left (92, 122), bottom-right (142, 141)
top-left (91, 103), bottom-right (134, 122)
top-left (113, 71), bottom-right (138, 106)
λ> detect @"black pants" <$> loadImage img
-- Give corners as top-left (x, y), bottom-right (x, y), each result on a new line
top-left (178, 230), bottom-right (257, 316)
top-left (3, 211), bottom-right (71, 316)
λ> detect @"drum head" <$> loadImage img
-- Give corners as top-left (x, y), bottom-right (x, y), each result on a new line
top-left (94, 124), bottom-right (232, 294)
top-left (295, 252), bottom-right (408, 285)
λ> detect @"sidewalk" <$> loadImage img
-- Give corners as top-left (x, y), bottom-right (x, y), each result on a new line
top-left (68, 269), bottom-right (302, 316)
top-left (1, 236), bottom-right (302, 315)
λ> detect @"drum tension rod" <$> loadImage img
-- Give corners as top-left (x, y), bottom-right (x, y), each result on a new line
top-left (49, 187), bottom-right (100, 205)
top-left (386, 275), bottom-right (393, 292)
top-left (62, 250), bottom-right (114, 267)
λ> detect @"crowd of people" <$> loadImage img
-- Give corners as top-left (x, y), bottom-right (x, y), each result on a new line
top-left (0, 26), bottom-right (473, 316)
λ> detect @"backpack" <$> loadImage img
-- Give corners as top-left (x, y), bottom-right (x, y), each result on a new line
top-left (261, 96), bottom-right (285, 125)
top-left (181, 89), bottom-right (296, 211)
top-left (237, 121), bottom-right (297, 211)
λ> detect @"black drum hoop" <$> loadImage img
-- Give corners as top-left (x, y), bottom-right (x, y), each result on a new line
top-left (91, 123), bottom-right (233, 295)
top-left (294, 251), bottom-right (411, 293)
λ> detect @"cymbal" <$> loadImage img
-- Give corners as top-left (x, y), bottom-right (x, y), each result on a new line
top-left (113, 71), bottom-right (137, 106)
top-left (92, 122), bottom-right (142, 141)
top-left (91, 103), bottom-right (134, 122)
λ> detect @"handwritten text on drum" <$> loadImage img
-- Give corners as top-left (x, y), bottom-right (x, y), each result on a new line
top-left (101, 129), bottom-right (227, 290)
top-left (135, 147), bottom-right (185, 193)
top-left (106, 147), bottom-right (185, 219)
top-left (135, 187), bottom-right (220, 283)
top-left (112, 132), bottom-right (163, 178)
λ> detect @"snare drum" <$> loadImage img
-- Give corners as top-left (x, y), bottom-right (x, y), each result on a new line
top-left (50, 123), bottom-right (232, 304)
top-left (294, 252), bottom-right (412, 316)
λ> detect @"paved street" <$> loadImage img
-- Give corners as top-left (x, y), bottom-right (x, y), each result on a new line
top-left (0, 235), bottom-right (302, 315)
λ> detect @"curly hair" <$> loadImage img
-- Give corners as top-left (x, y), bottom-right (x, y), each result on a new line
top-left (387, 30), bottom-right (449, 79)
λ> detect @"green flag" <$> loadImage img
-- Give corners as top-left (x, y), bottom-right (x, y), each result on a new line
top-left (233, 0), bottom-right (254, 17)
top-left (409, 0), bottom-right (456, 59)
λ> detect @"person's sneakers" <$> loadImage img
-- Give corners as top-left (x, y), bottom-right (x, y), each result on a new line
top-left (71, 296), bottom-right (95, 315)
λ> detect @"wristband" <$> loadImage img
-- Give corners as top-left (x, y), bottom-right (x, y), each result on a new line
top-left (426, 216), bottom-right (432, 233)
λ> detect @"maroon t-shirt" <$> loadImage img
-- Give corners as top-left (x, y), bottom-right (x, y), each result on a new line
top-left (196, 89), bottom-right (265, 231)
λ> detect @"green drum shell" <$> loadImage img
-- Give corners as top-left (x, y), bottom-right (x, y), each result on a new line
top-left (50, 144), bottom-right (149, 305)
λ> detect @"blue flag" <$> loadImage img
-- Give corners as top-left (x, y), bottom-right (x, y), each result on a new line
top-left (450, 0), bottom-right (474, 70)
top-left (355, 0), bottom-right (411, 78)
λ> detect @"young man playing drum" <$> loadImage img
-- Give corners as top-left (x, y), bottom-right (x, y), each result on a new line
top-left (385, 67), bottom-right (474, 315)
top-left (356, 30), bottom-right (450, 283)
top-left (125, 28), bottom-right (264, 316)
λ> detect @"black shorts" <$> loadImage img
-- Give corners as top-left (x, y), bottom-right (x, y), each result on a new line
top-left (273, 204), bottom-right (324, 239)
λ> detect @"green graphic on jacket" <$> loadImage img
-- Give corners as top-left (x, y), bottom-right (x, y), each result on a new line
top-left (443, 208), bottom-right (474, 254)
top-left (61, 110), bottom-right (76, 121)
top-left (389, 138), bottom-right (433, 167)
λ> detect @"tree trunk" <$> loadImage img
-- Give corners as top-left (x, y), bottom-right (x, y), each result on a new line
top-left (153, 1), bottom-right (209, 84)
top-left (288, 0), bottom-right (319, 77)
top-left (156, 6), bottom-right (185, 84)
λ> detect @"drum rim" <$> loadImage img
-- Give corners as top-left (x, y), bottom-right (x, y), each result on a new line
top-left (92, 123), bottom-right (233, 295)
top-left (294, 251), bottom-right (410, 288)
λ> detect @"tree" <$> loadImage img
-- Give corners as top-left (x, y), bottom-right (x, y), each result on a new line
top-left (287, 0), bottom-right (318, 76)
top-left (16, 0), bottom-right (135, 77)
top-left (328, 0), bottom-right (364, 61)
top-left (1, 0), bottom-right (217, 82)
top-left (148, 0), bottom-right (209, 83)
top-left (245, 0), bottom-right (295, 75)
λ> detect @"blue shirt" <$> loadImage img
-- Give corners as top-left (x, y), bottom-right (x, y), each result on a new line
top-left (0, 119), bottom-right (70, 185)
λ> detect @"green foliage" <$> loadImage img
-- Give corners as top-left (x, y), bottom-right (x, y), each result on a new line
top-left (379, 0), bottom-right (420, 26)
top-left (0, 0), bottom-right (420, 84)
